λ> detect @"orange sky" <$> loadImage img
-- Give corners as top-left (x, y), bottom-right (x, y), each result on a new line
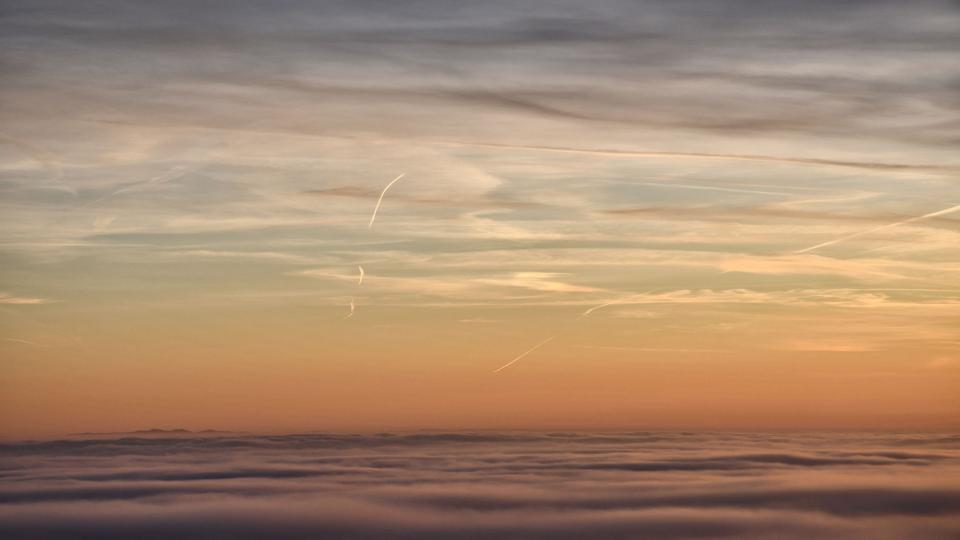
top-left (3, 299), bottom-right (958, 438)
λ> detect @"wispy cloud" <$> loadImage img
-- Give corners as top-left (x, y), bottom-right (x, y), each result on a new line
top-left (446, 142), bottom-right (958, 172)
top-left (635, 182), bottom-right (794, 197)
top-left (1, 337), bottom-right (41, 346)
top-left (0, 293), bottom-right (52, 305)
top-left (575, 345), bottom-right (715, 353)
top-left (476, 272), bottom-right (600, 293)
top-left (0, 133), bottom-right (73, 195)
top-left (585, 288), bottom-right (960, 309)
top-left (926, 356), bottom-right (960, 369)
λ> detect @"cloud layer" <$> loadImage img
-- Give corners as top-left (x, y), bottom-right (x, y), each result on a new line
top-left (1, 431), bottom-right (959, 539)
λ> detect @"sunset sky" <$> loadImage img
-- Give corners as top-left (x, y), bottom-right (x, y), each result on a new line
top-left (1, 0), bottom-right (958, 438)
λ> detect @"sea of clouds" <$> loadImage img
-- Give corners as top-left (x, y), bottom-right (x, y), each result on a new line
top-left (1, 431), bottom-right (958, 539)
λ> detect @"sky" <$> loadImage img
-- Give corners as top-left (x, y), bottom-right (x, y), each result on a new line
top-left (1, 0), bottom-right (959, 438)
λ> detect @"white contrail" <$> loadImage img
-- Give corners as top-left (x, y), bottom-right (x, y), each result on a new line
top-left (582, 302), bottom-right (617, 317)
top-left (81, 166), bottom-right (188, 209)
top-left (493, 336), bottom-right (556, 373)
top-left (639, 182), bottom-right (792, 196)
top-left (582, 290), bottom-right (658, 317)
top-left (357, 265), bottom-right (365, 285)
top-left (2, 337), bottom-right (39, 346)
top-left (111, 166), bottom-right (187, 195)
top-left (368, 173), bottom-right (406, 229)
top-left (345, 298), bottom-right (355, 319)
top-left (796, 203), bottom-right (960, 254)
top-left (441, 141), bottom-right (956, 172)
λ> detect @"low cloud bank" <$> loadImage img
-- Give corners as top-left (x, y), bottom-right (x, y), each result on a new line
top-left (1, 431), bottom-right (958, 539)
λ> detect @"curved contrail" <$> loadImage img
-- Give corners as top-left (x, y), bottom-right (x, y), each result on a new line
top-left (582, 302), bottom-right (618, 317)
top-left (493, 336), bottom-right (555, 373)
top-left (368, 173), bottom-right (406, 229)
top-left (581, 289), bottom-right (659, 317)
top-left (796, 203), bottom-right (960, 253)
top-left (354, 172), bottom-right (403, 320)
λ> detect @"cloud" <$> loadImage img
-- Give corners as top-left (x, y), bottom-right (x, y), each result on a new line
top-left (168, 249), bottom-right (321, 264)
top-left (577, 288), bottom-right (960, 309)
top-left (0, 293), bottom-right (51, 305)
top-left (458, 318), bottom-right (497, 324)
top-left (476, 272), bottom-right (600, 293)
top-left (3, 0), bottom-right (958, 322)
top-left (291, 268), bottom-right (601, 304)
top-left (601, 204), bottom-right (960, 232)
top-left (927, 356), bottom-right (960, 369)
top-left (780, 340), bottom-right (881, 353)
top-left (0, 337), bottom-right (40, 346)
top-left (446, 142), bottom-right (958, 173)
top-left (1, 432), bottom-right (959, 539)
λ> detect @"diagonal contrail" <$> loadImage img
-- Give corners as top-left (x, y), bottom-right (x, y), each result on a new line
top-left (442, 142), bottom-right (955, 172)
top-left (345, 298), bottom-right (355, 319)
top-left (357, 265), bottom-right (365, 285)
top-left (80, 166), bottom-right (189, 209)
top-left (493, 336), bottom-right (556, 373)
top-left (796, 203), bottom-right (960, 254)
top-left (639, 182), bottom-right (792, 196)
top-left (368, 173), bottom-right (406, 229)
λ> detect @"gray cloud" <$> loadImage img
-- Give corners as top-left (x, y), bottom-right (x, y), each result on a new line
top-left (3, 0), bottom-right (958, 145)
top-left (1, 432), bottom-right (958, 539)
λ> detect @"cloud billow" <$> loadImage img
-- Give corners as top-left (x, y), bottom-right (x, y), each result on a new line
top-left (1, 431), bottom-right (958, 539)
